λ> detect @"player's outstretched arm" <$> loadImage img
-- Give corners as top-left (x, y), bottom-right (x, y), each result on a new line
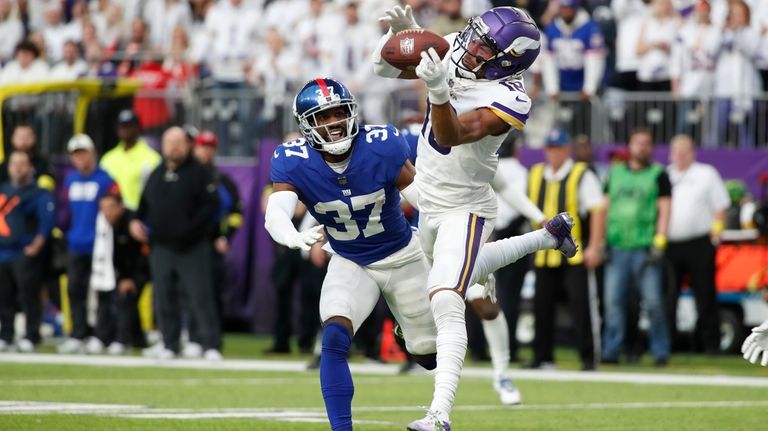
top-left (742, 320), bottom-right (768, 366)
top-left (264, 183), bottom-right (324, 252)
top-left (373, 5), bottom-right (420, 79)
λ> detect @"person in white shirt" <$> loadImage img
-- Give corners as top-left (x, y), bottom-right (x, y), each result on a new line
top-left (293, 0), bottom-right (342, 83)
top-left (670, 0), bottom-right (719, 138)
top-left (666, 134), bottom-right (729, 354)
top-left (200, 0), bottom-right (260, 155)
top-left (611, 0), bottom-right (651, 91)
top-left (0, 40), bottom-right (50, 85)
top-left (49, 40), bottom-right (88, 80)
top-left (0, 0), bottom-right (23, 64)
top-left (143, 0), bottom-right (193, 54)
top-left (41, 2), bottom-right (82, 62)
top-left (710, 0), bottom-right (761, 148)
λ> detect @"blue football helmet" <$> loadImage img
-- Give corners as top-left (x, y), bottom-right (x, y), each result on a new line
top-left (293, 78), bottom-right (359, 155)
top-left (451, 7), bottom-right (541, 80)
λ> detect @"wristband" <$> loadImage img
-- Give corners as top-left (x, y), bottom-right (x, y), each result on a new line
top-left (711, 220), bottom-right (725, 236)
top-left (427, 86), bottom-right (450, 105)
top-left (652, 234), bottom-right (667, 250)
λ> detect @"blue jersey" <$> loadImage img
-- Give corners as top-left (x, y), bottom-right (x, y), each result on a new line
top-left (401, 124), bottom-right (420, 164)
top-left (544, 16), bottom-right (604, 92)
top-left (65, 167), bottom-right (115, 255)
top-left (271, 124), bottom-right (412, 266)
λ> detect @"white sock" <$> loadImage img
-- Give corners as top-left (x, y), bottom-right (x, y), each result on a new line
top-left (482, 311), bottom-right (510, 380)
top-left (472, 229), bottom-right (553, 283)
top-left (429, 290), bottom-right (467, 420)
top-left (313, 330), bottom-right (322, 356)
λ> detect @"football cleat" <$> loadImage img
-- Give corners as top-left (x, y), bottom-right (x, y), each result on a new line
top-left (494, 377), bottom-right (522, 405)
top-left (544, 212), bottom-right (577, 258)
top-left (17, 338), bottom-right (35, 353)
top-left (407, 410), bottom-right (451, 431)
top-left (57, 338), bottom-right (85, 354)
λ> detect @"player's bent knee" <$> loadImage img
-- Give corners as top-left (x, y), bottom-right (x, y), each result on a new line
top-left (430, 289), bottom-right (466, 321)
top-left (412, 353), bottom-right (437, 370)
top-left (322, 321), bottom-right (352, 357)
top-left (322, 316), bottom-right (353, 334)
top-left (470, 298), bottom-right (499, 320)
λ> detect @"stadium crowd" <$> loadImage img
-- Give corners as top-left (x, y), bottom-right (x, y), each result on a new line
top-left (0, 0), bottom-right (764, 153)
top-left (0, 0), bottom-right (765, 367)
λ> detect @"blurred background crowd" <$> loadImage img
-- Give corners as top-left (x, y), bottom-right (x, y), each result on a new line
top-left (0, 0), bottom-right (767, 368)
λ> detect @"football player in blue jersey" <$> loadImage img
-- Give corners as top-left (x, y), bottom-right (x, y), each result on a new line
top-left (265, 78), bottom-right (576, 431)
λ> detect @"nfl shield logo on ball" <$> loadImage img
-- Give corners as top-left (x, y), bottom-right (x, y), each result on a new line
top-left (400, 38), bottom-right (414, 56)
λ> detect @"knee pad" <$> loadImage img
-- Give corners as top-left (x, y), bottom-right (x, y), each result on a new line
top-left (322, 322), bottom-right (351, 357)
top-left (430, 289), bottom-right (466, 322)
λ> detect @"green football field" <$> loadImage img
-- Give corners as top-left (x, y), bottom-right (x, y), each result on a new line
top-left (1, 335), bottom-right (767, 431)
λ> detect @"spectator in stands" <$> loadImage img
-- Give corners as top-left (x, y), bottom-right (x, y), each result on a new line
top-left (114, 18), bottom-right (151, 76)
top-left (541, 0), bottom-right (606, 136)
top-left (58, 134), bottom-right (116, 355)
top-left (41, 2), bottom-right (81, 62)
top-left (0, 124), bottom-right (55, 192)
top-left (49, 40), bottom-right (87, 80)
top-left (429, 0), bottom-right (465, 36)
top-left (100, 109), bottom-right (162, 211)
top-left (95, 186), bottom-right (149, 355)
top-left (201, 0), bottom-right (260, 155)
top-left (0, 39), bottom-right (50, 85)
top-left (82, 43), bottom-right (117, 78)
top-left (131, 126), bottom-right (221, 360)
top-left (611, 0), bottom-right (650, 92)
top-left (665, 134), bottom-right (729, 354)
top-left (754, 1), bottom-right (768, 146)
top-left (247, 28), bottom-right (297, 139)
top-left (0, 0), bottom-right (24, 64)
top-left (0, 151), bottom-right (54, 353)
top-left (143, 0), bottom-right (193, 54)
top-left (603, 128), bottom-right (671, 366)
top-left (711, 0), bottom-right (761, 148)
top-left (526, 128), bottom-right (605, 370)
top-left (670, 0), bottom-right (718, 139)
top-left (636, 0), bottom-right (679, 91)
top-left (295, 0), bottom-right (341, 83)
top-left (263, 0), bottom-right (309, 40)
top-left (92, 2), bottom-right (125, 53)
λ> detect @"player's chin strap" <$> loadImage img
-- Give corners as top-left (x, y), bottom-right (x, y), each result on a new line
top-left (400, 182), bottom-right (420, 211)
top-left (372, 29), bottom-right (405, 78)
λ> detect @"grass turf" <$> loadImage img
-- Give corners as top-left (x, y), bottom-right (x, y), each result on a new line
top-left (1, 334), bottom-right (767, 430)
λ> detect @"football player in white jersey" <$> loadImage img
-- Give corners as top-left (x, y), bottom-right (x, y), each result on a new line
top-left (374, 5), bottom-right (571, 430)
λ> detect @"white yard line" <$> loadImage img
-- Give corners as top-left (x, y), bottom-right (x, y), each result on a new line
top-left (1, 353), bottom-right (767, 388)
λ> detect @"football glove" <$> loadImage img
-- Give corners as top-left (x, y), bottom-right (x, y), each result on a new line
top-left (742, 320), bottom-right (768, 367)
top-left (285, 225), bottom-right (325, 252)
top-left (416, 47), bottom-right (450, 105)
top-left (379, 4), bottom-right (419, 34)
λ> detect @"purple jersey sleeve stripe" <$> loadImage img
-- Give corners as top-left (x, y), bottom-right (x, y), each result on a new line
top-left (490, 102), bottom-right (529, 124)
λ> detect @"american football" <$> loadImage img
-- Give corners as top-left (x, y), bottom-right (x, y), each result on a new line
top-left (381, 28), bottom-right (450, 71)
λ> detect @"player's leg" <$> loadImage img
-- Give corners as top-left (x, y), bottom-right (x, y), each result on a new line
top-left (466, 274), bottom-right (521, 405)
top-left (470, 212), bottom-right (577, 284)
top-left (411, 212), bottom-right (494, 430)
top-left (377, 237), bottom-right (437, 369)
top-left (318, 254), bottom-right (381, 431)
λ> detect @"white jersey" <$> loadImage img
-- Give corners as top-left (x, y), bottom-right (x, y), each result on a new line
top-left (415, 33), bottom-right (532, 219)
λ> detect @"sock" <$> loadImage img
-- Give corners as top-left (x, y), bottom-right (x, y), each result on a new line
top-left (471, 229), bottom-right (552, 284)
top-left (482, 311), bottom-right (511, 380)
top-left (320, 323), bottom-right (354, 431)
top-left (429, 290), bottom-right (467, 421)
top-left (313, 329), bottom-right (322, 356)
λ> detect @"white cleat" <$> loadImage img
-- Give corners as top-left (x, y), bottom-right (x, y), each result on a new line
top-left (0, 339), bottom-right (10, 352)
top-left (142, 342), bottom-right (167, 358)
top-left (407, 410), bottom-right (451, 431)
top-left (494, 377), bottom-right (522, 405)
top-left (182, 342), bottom-right (203, 359)
top-left (16, 338), bottom-right (35, 353)
top-left (107, 342), bottom-right (126, 356)
top-left (85, 337), bottom-right (105, 355)
top-left (203, 349), bottom-right (222, 361)
top-left (57, 338), bottom-right (85, 354)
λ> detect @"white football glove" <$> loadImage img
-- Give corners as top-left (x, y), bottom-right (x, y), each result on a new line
top-left (379, 4), bottom-right (419, 34)
top-left (741, 320), bottom-right (768, 367)
top-left (416, 48), bottom-right (450, 105)
top-left (285, 225), bottom-right (325, 252)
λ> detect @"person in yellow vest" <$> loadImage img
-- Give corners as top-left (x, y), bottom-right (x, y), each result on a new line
top-left (527, 128), bottom-right (606, 371)
top-left (99, 110), bottom-right (161, 211)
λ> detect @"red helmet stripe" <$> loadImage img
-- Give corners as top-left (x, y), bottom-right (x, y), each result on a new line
top-left (315, 78), bottom-right (331, 98)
